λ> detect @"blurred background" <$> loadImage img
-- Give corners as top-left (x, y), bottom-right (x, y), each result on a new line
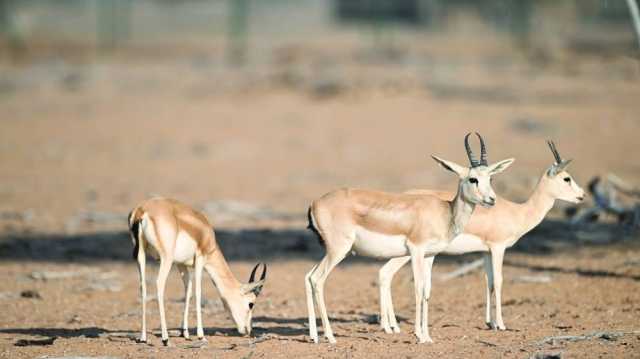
top-left (1, 0), bottom-right (639, 233)
top-left (1, 1), bottom-right (640, 356)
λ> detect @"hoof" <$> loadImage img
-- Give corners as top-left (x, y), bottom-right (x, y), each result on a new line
top-left (182, 330), bottom-right (190, 339)
top-left (310, 336), bottom-right (319, 344)
top-left (327, 336), bottom-right (337, 345)
top-left (497, 324), bottom-right (507, 331)
top-left (162, 339), bottom-right (174, 347)
top-left (197, 336), bottom-right (208, 342)
top-left (136, 338), bottom-right (147, 344)
top-left (392, 325), bottom-right (401, 334)
top-left (417, 335), bottom-right (434, 344)
top-left (382, 326), bottom-right (393, 334)
top-left (486, 321), bottom-right (497, 330)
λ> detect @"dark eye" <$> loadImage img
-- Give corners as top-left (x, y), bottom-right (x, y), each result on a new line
top-left (564, 177), bottom-right (571, 183)
top-left (248, 302), bottom-right (254, 310)
top-left (469, 178), bottom-right (478, 184)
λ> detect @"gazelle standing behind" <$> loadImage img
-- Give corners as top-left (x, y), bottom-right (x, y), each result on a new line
top-left (378, 141), bottom-right (584, 334)
top-left (305, 133), bottom-right (514, 344)
top-left (128, 197), bottom-right (267, 346)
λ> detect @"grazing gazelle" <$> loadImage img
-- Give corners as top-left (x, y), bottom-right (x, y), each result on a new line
top-left (128, 198), bottom-right (267, 346)
top-left (305, 133), bottom-right (514, 344)
top-left (378, 141), bottom-right (584, 333)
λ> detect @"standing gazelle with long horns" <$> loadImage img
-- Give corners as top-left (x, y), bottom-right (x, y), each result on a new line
top-left (377, 141), bottom-right (584, 334)
top-left (305, 133), bottom-right (514, 344)
top-left (128, 198), bottom-right (267, 346)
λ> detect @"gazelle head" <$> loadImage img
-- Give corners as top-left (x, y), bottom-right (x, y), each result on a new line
top-left (223, 262), bottom-right (266, 336)
top-left (432, 133), bottom-right (514, 208)
top-left (542, 140), bottom-right (585, 203)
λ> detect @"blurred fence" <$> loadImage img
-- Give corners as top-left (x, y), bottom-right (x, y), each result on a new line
top-left (0, 0), bottom-right (638, 63)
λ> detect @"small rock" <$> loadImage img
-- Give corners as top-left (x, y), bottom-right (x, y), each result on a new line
top-left (530, 352), bottom-right (563, 359)
top-left (15, 336), bottom-right (55, 346)
top-left (82, 280), bottom-right (122, 292)
top-left (20, 290), bottom-right (42, 299)
top-left (180, 340), bottom-right (208, 349)
top-left (68, 315), bottom-right (82, 324)
top-left (0, 291), bottom-right (19, 300)
top-left (309, 77), bottom-right (344, 98)
top-left (553, 324), bottom-right (572, 330)
top-left (30, 270), bottom-right (88, 281)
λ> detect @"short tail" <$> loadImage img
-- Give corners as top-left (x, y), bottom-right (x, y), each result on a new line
top-left (306, 206), bottom-right (324, 247)
top-left (128, 209), bottom-right (142, 260)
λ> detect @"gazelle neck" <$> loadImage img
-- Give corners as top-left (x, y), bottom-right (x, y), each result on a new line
top-left (449, 184), bottom-right (475, 239)
top-left (519, 174), bottom-right (556, 235)
top-left (204, 248), bottom-right (242, 297)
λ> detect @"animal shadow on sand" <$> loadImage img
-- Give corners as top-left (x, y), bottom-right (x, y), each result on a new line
top-left (0, 327), bottom-right (136, 347)
top-left (0, 218), bottom-right (635, 264)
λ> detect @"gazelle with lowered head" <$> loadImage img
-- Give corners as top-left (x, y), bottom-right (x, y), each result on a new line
top-left (378, 141), bottom-right (584, 334)
top-left (128, 197), bottom-right (267, 346)
top-left (305, 133), bottom-right (514, 344)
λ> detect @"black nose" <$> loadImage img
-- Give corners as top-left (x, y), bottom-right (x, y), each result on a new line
top-left (486, 197), bottom-right (495, 205)
top-left (577, 196), bottom-right (585, 201)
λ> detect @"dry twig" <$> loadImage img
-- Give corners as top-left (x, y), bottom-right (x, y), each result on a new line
top-left (438, 258), bottom-right (484, 281)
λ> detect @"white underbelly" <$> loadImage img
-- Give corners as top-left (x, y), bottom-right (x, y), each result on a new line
top-left (420, 239), bottom-right (452, 256)
top-left (443, 233), bottom-right (488, 254)
top-left (173, 231), bottom-right (197, 265)
top-left (352, 227), bottom-right (409, 258)
top-left (140, 216), bottom-right (196, 265)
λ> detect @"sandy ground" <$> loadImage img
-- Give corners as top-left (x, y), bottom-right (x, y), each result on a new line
top-left (1, 36), bottom-right (640, 357)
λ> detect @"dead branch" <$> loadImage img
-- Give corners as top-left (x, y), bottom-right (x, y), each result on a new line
top-left (607, 174), bottom-right (640, 198)
top-left (569, 175), bottom-right (639, 228)
top-left (511, 275), bottom-right (552, 283)
top-left (537, 330), bottom-right (640, 346)
top-left (476, 339), bottom-right (498, 347)
top-left (438, 258), bottom-right (484, 281)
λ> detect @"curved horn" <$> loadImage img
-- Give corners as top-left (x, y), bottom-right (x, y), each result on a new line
top-left (260, 263), bottom-right (267, 281)
top-left (476, 132), bottom-right (488, 166)
top-left (547, 140), bottom-right (562, 164)
top-left (249, 262), bottom-right (260, 283)
top-left (464, 133), bottom-right (480, 167)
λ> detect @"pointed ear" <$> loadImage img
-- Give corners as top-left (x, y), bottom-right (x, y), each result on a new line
top-left (431, 155), bottom-right (467, 177)
top-left (556, 159), bottom-right (572, 172)
top-left (488, 158), bottom-right (515, 175)
top-left (547, 159), bottom-right (572, 177)
top-left (242, 280), bottom-right (265, 296)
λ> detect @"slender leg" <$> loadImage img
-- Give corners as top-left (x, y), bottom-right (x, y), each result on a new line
top-left (305, 264), bottom-right (319, 343)
top-left (386, 257), bottom-right (410, 333)
top-left (156, 258), bottom-right (173, 346)
top-left (386, 290), bottom-right (401, 334)
top-left (483, 252), bottom-right (495, 329)
top-left (420, 256), bottom-right (435, 342)
top-left (408, 245), bottom-right (428, 343)
top-left (194, 256), bottom-right (206, 340)
top-left (309, 248), bottom-right (350, 344)
top-left (491, 247), bottom-right (506, 330)
top-left (177, 264), bottom-right (193, 339)
top-left (379, 264), bottom-right (389, 333)
top-left (136, 241), bottom-right (147, 343)
top-left (378, 256), bottom-right (410, 333)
